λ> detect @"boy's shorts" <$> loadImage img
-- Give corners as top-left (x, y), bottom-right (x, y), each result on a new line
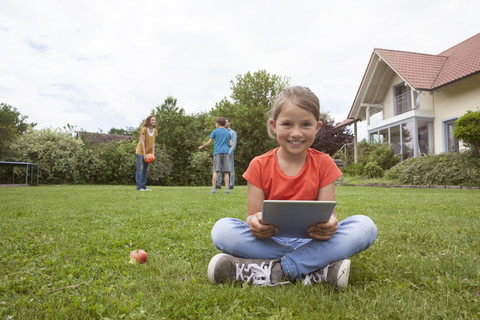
top-left (213, 153), bottom-right (230, 173)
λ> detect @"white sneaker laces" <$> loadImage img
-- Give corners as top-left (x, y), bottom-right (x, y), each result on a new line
top-left (303, 264), bottom-right (330, 286)
top-left (235, 261), bottom-right (289, 286)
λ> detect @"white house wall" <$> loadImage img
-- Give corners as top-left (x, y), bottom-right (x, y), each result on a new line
top-left (432, 72), bottom-right (480, 153)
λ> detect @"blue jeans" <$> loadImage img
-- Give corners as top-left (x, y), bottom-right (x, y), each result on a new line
top-left (135, 154), bottom-right (150, 190)
top-left (216, 153), bottom-right (234, 187)
top-left (211, 215), bottom-right (377, 280)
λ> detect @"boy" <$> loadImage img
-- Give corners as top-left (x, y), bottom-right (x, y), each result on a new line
top-left (198, 117), bottom-right (233, 194)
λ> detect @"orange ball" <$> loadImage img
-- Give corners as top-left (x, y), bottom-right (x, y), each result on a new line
top-left (145, 153), bottom-right (155, 163)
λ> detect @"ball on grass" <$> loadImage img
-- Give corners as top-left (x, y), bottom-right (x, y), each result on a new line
top-left (129, 249), bottom-right (148, 264)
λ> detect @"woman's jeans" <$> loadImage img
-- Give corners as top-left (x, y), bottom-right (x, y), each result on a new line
top-left (211, 215), bottom-right (377, 280)
top-left (136, 154), bottom-right (150, 190)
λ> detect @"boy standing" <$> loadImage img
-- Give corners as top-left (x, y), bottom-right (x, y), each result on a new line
top-left (198, 117), bottom-right (233, 194)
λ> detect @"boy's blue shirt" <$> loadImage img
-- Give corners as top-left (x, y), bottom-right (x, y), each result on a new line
top-left (209, 128), bottom-right (232, 155)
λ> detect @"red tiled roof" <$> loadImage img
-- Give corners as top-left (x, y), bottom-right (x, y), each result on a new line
top-left (335, 118), bottom-right (359, 128)
top-left (76, 131), bottom-right (133, 144)
top-left (375, 33), bottom-right (480, 90)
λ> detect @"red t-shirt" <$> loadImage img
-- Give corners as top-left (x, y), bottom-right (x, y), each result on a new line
top-left (242, 147), bottom-right (342, 200)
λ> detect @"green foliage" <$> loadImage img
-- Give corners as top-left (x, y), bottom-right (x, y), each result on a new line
top-left (5, 128), bottom-right (173, 185)
top-left (10, 128), bottom-right (91, 184)
top-left (0, 103), bottom-right (36, 160)
top-left (384, 149), bottom-right (480, 186)
top-left (1, 186), bottom-right (479, 319)
top-left (369, 143), bottom-right (401, 170)
top-left (108, 126), bottom-right (135, 136)
top-left (363, 161), bottom-right (384, 178)
top-left (146, 144), bottom-right (174, 185)
top-left (453, 109), bottom-right (480, 151)
top-left (342, 141), bottom-right (401, 177)
top-left (91, 140), bottom-right (137, 185)
top-left (153, 97), bottom-right (208, 185)
top-left (187, 151), bottom-right (213, 186)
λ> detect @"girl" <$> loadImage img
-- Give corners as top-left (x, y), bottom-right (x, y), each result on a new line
top-left (135, 115), bottom-right (157, 191)
top-left (208, 86), bottom-right (377, 289)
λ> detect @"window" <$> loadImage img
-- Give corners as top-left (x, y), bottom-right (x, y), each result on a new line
top-left (444, 119), bottom-right (459, 152)
top-left (394, 84), bottom-right (412, 115)
top-left (417, 120), bottom-right (433, 155)
top-left (390, 125), bottom-right (401, 155)
top-left (402, 122), bottom-right (414, 159)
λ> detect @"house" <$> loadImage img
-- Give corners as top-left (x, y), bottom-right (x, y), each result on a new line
top-left (341, 33), bottom-right (480, 161)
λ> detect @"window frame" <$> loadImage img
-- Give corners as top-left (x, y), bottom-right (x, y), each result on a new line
top-left (442, 117), bottom-right (460, 153)
top-left (393, 83), bottom-right (412, 116)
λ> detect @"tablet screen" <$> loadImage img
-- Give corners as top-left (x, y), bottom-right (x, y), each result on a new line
top-left (262, 200), bottom-right (336, 238)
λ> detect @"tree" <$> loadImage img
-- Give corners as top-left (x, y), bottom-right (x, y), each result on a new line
top-left (108, 127), bottom-right (134, 136)
top-left (453, 109), bottom-right (480, 153)
top-left (0, 103), bottom-right (36, 160)
top-left (153, 97), bottom-right (208, 185)
top-left (311, 114), bottom-right (354, 156)
top-left (209, 70), bottom-right (290, 181)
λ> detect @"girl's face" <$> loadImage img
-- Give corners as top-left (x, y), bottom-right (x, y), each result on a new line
top-left (269, 102), bottom-right (322, 157)
top-left (149, 117), bottom-right (157, 127)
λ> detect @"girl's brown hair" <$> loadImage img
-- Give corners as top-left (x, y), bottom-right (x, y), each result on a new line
top-left (138, 115), bottom-right (156, 139)
top-left (267, 86), bottom-right (320, 138)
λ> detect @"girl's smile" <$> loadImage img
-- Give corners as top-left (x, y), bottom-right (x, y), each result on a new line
top-left (269, 102), bottom-right (322, 157)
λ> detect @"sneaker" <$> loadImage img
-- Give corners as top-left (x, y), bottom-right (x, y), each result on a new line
top-left (138, 189), bottom-right (145, 191)
top-left (210, 190), bottom-right (216, 194)
top-left (143, 188), bottom-right (152, 191)
top-left (229, 186), bottom-right (234, 190)
top-left (215, 186), bottom-right (221, 189)
top-left (303, 259), bottom-right (351, 290)
top-left (207, 253), bottom-right (287, 286)
top-left (225, 189), bottom-right (230, 194)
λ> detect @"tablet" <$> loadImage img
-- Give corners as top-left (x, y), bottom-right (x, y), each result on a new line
top-left (261, 200), bottom-right (336, 238)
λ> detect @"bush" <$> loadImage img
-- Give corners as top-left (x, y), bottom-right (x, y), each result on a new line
top-left (91, 141), bottom-right (173, 185)
top-left (10, 128), bottom-right (93, 184)
top-left (92, 140), bottom-right (137, 185)
top-left (341, 141), bottom-right (400, 177)
top-left (186, 151), bottom-right (213, 186)
top-left (145, 144), bottom-right (173, 185)
top-left (369, 144), bottom-right (401, 170)
top-left (383, 149), bottom-right (480, 186)
top-left (363, 161), bottom-right (384, 178)
top-left (7, 129), bottom-right (174, 185)
top-left (453, 109), bottom-right (480, 152)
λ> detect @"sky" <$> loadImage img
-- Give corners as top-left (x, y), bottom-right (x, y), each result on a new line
top-left (1, 0), bottom-right (479, 136)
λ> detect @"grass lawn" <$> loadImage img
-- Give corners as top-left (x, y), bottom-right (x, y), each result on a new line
top-left (1, 185), bottom-right (479, 319)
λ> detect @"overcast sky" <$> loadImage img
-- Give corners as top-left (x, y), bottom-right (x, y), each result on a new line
top-left (1, 0), bottom-right (479, 134)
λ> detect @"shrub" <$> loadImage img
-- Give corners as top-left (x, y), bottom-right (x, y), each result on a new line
top-left (453, 109), bottom-right (480, 152)
top-left (10, 128), bottom-right (93, 184)
top-left (363, 161), bottom-right (384, 178)
top-left (186, 151), bottom-right (213, 186)
top-left (7, 129), bottom-right (173, 185)
top-left (343, 162), bottom-right (365, 176)
top-left (146, 144), bottom-right (173, 185)
top-left (383, 149), bottom-right (480, 186)
top-left (92, 140), bottom-right (137, 185)
top-left (369, 144), bottom-right (401, 170)
top-left (341, 140), bottom-right (400, 177)
top-left (92, 141), bottom-right (172, 185)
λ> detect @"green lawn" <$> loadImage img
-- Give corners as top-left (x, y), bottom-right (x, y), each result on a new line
top-left (1, 185), bottom-right (479, 319)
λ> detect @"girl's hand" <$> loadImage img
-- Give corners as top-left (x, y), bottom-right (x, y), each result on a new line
top-left (307, 214), bottom-right (338, 240)
top-left (248, 212), bottom-right (278, 239)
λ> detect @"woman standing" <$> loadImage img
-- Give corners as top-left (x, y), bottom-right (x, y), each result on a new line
top-left (135, 115), bottom-right (157, 191)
